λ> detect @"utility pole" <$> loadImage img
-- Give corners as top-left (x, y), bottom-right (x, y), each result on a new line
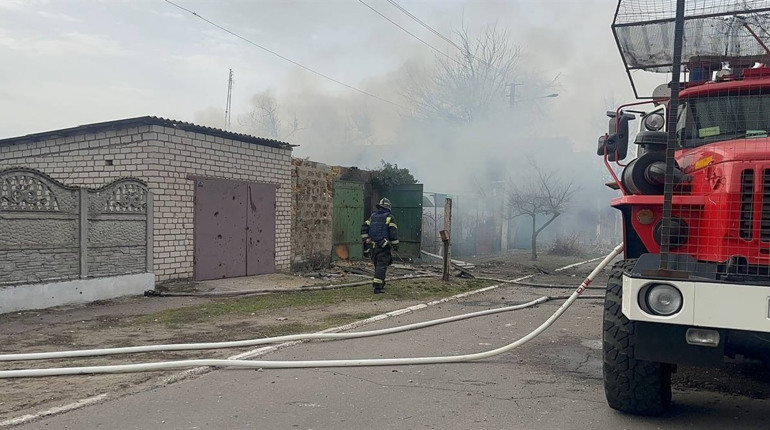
top-left (225, 69), bottom-right (234, 130)
top-left (507, 82), bottom-right (521, 108)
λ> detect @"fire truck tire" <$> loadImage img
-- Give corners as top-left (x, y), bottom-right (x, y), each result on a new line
top-left (603, 259), bottom-right (672, 416)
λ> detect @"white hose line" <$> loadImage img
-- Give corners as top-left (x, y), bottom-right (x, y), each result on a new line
top-left (0, 297), bottom-right (549, 362)
top-left (553, 256), bottom-right (606, 272)
top-left (1, 252), bottom-right (611, 362)
top-left (0, 243), bottom-right (623, 378)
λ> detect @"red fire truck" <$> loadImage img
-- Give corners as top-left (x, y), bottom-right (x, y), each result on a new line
top-left (597, 0), bottom-right (770, 415)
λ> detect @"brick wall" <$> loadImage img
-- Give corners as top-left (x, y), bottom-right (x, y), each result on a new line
top-left (0, 123), bottom-right (292, 281)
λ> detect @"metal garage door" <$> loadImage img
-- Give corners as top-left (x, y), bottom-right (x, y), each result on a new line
top-left (194, 178), bottom-right (276, 280)
top-left (246, 182), bottom-right (276, 275)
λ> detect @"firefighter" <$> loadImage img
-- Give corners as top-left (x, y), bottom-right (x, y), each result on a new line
top-left (361, 197), bottom-right (399, 294)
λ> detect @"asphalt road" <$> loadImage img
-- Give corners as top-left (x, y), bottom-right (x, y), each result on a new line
top-left (12, 267), bottom-right (770, 429)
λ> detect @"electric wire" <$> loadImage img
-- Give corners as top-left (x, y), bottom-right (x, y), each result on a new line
top-left (0, 243), bottom-right (623, 378)
top-left (357, 0), bottom-right (453, 60)
top-left (383, 0), bottom-right (493, 68)
top-left (385, 0), bottom-right (463, 53)
top-left (163, 0), bottom-right (401, 108)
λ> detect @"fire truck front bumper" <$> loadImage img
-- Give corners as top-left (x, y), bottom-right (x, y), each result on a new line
top-left (622, 275), bottom-right (770, 366)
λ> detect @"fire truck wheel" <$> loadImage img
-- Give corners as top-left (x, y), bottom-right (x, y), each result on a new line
top-left (603, 259), bottom-right (672, 416)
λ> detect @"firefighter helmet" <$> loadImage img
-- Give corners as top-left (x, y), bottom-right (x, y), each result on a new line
top-left (376, 197), bottom-right (392, 210)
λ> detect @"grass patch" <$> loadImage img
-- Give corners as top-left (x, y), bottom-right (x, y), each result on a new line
top-left (250, 322), bottom-right (326, 338)
top-left (384, 278), bottom-right (493, 299)
top-left (246, 314), bottom-right (379, 338)
top-left (138, 277), bottom-right (494, 328)
top-left (322, 312), bottom-right (380, 327)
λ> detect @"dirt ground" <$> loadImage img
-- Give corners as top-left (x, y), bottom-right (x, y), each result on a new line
top-left (0, 253), bottom-right (556, 425)
top-left (3, 249), bottom-right (770, 426)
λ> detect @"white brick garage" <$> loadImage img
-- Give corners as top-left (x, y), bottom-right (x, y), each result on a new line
top-left (0, 116), bottom-right (293, 281)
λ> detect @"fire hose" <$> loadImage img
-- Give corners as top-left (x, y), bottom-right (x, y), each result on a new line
top-left (0, 243), bottom-right (623, 378)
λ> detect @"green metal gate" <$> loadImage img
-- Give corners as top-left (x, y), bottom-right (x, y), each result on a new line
top-left (389, 184), bottom-right (423, 259)
top-left (331, 180), bottom-right (365, 260)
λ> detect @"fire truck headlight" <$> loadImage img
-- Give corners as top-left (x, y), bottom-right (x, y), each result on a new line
top-left (643, 112), bottom-right (665, 131)
top-left (642, 283), bottom-right (683, 316)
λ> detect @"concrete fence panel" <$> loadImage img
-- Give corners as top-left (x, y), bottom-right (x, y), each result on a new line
top-left (0, 167), bottom-right (154, 313)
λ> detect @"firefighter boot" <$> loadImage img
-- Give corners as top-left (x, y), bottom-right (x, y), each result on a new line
top-left (373, 279), bottom-right (385, 294)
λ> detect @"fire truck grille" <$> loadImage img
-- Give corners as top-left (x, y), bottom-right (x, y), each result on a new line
top-left (762, 170), bottom-right (770, 241)
top-left (740, 169), bottom-right (755, 240)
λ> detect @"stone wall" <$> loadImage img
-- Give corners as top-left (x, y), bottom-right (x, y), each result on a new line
top-left (0, 168), bottom-right (152, 285)
top-left (291, 160), bottom-right (374, 270)
top-left (291, 159), bottom-right (338, 270)
top-left (0, 121), bottom-right (292, 281)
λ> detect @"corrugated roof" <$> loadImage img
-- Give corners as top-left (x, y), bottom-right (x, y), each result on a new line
top-left (0, 116), bottom-right (295, 150)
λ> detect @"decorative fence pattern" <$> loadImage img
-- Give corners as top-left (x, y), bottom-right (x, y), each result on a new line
top-left (0, 167), bottom-right (153, 285)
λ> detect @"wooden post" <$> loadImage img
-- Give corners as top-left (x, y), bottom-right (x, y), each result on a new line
top-left (440, 230), bottom-right (450, 281)
top-left (442, 198), bottom-right (453, 281)
top-left (444, 198), bottom-right (452, 260)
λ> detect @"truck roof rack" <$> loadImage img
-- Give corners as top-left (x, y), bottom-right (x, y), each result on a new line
top-left (613, 0), bottom-right (770, 98)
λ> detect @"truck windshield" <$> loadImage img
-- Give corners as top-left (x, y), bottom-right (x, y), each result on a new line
top-left (677, 91), bottom-right (770, 148)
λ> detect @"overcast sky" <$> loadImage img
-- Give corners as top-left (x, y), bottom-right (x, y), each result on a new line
top-left (0, 0), bottom-right (665, 186)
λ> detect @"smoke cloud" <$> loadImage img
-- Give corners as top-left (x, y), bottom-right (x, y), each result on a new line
top-left (187, 2), bottom-right (664, 249)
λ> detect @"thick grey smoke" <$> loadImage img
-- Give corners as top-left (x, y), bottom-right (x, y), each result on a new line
top-left (218, 50), bottom-right (561, 194)
top-left (0, 0), bottom-right (658, 250)
top-left (188, 2), bottom-right (670, 249)
top-left (195, 48), bottom-right (616, 247)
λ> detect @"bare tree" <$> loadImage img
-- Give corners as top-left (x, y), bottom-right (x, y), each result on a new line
top-left (506, 161), bottom-right (576, 260)
top-left (242, 91), bottom-right (301, 140)
top-left (403, 24), bottom-right (522, 123)
top-left (348, 104), bottom-right (376, 145)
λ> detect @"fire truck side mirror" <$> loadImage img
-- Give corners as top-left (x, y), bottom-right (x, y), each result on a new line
top-left (596, 112), bottom-right (634, 161)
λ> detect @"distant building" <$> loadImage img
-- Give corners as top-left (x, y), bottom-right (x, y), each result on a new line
top-left (0, 116), bottom-right (293, 281)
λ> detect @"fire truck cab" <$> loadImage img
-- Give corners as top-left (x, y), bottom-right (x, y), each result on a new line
top-left (596, 0), bottom-right (770, 415)
top-left (597, 60), bottom-right (770, 415)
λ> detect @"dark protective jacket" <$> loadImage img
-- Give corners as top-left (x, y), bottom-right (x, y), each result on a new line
top-left (361, 209), bottom-right (399, 248)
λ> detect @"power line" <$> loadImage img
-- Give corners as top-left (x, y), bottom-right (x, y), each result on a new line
top-left (374, 0), bottom-right (488, 69)
top-left (385, 0), bottom-right (463, 53)
top-left (357, 0), bottom-right (453, 61)
top-left (386, 0), bottom-right (492, 68)
top-left (164, 0), bottom-right (401, 108)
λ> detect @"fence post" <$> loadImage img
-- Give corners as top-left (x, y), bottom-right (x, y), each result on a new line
top-left (79, 188), bottom-right (88, 279)
top-left (440, 230), bottom-right (450, 281)
top-left (146, 191), bottom-right (154, 273)
top-left (442, 198), bottom-right (452, 281)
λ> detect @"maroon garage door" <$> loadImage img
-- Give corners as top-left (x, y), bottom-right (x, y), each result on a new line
top-left (194, 178), bottom-right (276, 280)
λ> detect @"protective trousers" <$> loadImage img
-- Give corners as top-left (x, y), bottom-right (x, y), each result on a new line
top-left (371, 245), bottom-right (393, 292)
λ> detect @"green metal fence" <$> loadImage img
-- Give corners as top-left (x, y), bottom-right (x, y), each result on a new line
top-left (388, 184), bottom-right (423, 259)
top-left (331, 180), bottom-right (365, 260)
